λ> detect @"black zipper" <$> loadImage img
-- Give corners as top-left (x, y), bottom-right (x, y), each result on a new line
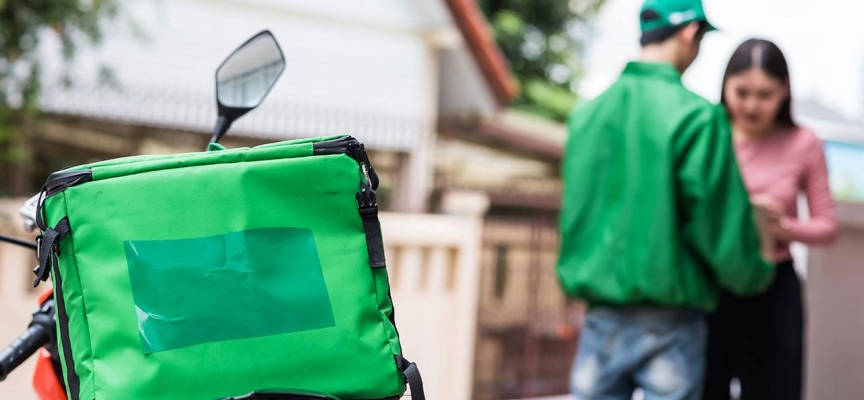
top-left (316, 136), bottom-right (404, 398)
top-left (333, 137), bottom-right (387, 268)
top-left (45, 170), bottom-right (93, 198)
top-left (310, 136), bottom-right (356, 156)
top-left (312, 137), bottom-right (379, 190)
top-left (36, 170), bottom-right (93, 232)
top-left (51, 258), bottom-right (80, 400)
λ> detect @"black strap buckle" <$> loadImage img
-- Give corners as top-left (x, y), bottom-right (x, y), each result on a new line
top-left (33, 217), bottom-right (71, 288)
top-left (35, 235), bottom-right (43, 260)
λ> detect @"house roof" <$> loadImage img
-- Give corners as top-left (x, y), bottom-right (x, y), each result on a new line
top-left (440, 109), bottom-right (566, 163)
top-left (442, 0), bottom-right (519, 106)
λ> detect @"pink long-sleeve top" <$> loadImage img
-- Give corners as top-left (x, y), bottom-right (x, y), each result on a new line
top-left (734, 126), bottom-right (839, 263)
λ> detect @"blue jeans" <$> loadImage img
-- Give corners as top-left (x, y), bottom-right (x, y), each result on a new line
top-left (570, 307), bottom-right (707, 400)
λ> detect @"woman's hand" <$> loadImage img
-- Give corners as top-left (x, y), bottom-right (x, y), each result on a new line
top-left (752, 196), bottom-right (791, 241)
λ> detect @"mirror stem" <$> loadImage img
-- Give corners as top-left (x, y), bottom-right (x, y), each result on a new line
top-left (210, 115), bottom-right (233, 145)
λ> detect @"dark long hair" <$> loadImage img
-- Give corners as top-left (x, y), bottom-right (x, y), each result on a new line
top-left (720, 39), bottom-right (796, 127)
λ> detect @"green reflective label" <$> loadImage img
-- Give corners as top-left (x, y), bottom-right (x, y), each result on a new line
top-left (124, 227), bottom-right (335, 354)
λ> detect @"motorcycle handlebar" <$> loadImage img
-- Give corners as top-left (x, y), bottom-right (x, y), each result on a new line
top-left (0, 324), bottom-right (52, 382)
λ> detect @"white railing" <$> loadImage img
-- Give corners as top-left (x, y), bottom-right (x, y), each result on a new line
top-left (381, 204), bottom-right (486, 400)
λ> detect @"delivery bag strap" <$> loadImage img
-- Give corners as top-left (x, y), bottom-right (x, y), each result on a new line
top-left (357, 182), bottom-right (386, 269)
top-left (33, 217), bottom-right (71, 288)
top-left (395, 355), bottom-right (425, 400)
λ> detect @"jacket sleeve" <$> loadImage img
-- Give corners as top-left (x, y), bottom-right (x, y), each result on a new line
top-left (673, 105), bottom-right (774, 296)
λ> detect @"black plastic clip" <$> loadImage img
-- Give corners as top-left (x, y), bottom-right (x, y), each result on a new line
top-left (33, 217), bottom-right (71, 288)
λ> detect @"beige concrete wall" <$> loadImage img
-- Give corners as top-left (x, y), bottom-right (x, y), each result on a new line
top-left (0, 199), bottom-right (41, 400)
top-left (806, 201), bottom-right (864, 400)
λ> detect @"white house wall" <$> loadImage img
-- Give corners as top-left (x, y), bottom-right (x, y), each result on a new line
top-left (223, 0), bottom-right (452, 33)
top-left (437, 48), bottom-right (498, 117)
top-left (37, 0), bottom-right (444, 151)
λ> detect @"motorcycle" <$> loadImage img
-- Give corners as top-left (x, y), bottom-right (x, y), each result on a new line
top-left (0, 30), bottom-right (338, 400)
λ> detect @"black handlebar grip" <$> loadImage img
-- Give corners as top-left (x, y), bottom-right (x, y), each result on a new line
top-left (0, 324), bottom-right (51, 382)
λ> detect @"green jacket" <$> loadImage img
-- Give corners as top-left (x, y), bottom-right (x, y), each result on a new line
top-left (557, 62), bottom-right (774, 311)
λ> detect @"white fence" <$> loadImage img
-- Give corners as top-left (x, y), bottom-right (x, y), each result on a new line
top-left (382, 207), bottom-right (485, 400)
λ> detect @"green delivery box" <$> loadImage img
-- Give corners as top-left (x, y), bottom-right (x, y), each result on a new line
top-left (34, 135), bottom-right (422, 400)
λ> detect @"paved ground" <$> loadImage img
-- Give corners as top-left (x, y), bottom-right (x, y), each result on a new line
top-left (513, 392), bottom-right (649, 400)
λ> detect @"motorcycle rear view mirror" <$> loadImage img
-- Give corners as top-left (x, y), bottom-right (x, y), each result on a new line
top-left (211, 30), bottom-right (285, 144)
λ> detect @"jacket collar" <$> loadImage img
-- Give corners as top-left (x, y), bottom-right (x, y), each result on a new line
top-left (622, 62), bottom-right (682, 82)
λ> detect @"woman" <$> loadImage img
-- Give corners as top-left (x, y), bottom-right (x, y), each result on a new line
top-left (703, 39), bottom-right (839, 400)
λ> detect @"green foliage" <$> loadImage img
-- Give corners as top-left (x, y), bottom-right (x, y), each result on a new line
top-left (479, 0), bottom-right (606, 122)
top-left (834, 178), bottom-right (864, 202)
top-left (0, 0), bottom-right (120, 195)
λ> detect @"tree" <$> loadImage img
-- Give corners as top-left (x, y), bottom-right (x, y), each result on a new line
top-left (0, 0), bottom-right (121, 195)
top-left (479, 0), bottom-right (606, 122)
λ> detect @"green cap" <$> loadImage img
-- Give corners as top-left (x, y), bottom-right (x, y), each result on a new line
top-left (639, 0), bottom-right (716, 33)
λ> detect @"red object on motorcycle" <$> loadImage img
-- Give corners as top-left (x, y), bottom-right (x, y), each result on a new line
top-left (33, 348), bottom-right (66, 400)
top-left (38, 290), bottom-right (53, 305)
top-left (33, 290), bottom-right (66, 400)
